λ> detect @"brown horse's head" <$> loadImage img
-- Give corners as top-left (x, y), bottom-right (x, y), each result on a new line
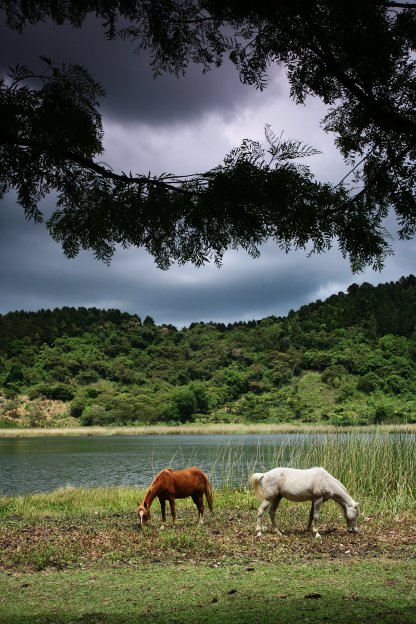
top-left (136, 501), bottom-right (150, 527)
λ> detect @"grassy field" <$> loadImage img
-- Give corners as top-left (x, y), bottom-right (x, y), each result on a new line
top-left (1, 486), bottom-right (416, 623)
top-left (2, 559), bottom-right (416, 624)
top-left (1, 422), bottom-right (416, 437)
top-left (1, 431), bottom-right (415, 622)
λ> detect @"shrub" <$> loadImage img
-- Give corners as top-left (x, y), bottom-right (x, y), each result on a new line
top-left (321, 365), bottom-right (348, 388)
top-left (75, 370), bottom-right (100, 385)
top-left (36, 383), bottom-right (75, 401)
top-left (357, 372), bottom-right (381, 394)
top-left (160, 402), bottom-right (181, 423)
top-left (384, 374), bottom-right (408, 395)
top-left (70, 395), bottom-right (88, 418)
top-left (171, 388), bottom-right (197, 422)
top-left (372, 404), bottom-right (396, 424)
top-left (327, 407), bottom-right (361, 426)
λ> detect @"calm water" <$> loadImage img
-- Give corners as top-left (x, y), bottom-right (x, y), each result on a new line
top-left (1, 432), bottom-right (413, 496)
top-left (0, 433), bottom-right (332, 495)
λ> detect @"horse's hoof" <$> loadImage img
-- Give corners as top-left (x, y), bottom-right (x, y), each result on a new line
top-left (160, 525), bottom-right (166, 530)
top-left (256, 531), bottom-right (262, 538)
top-left (314, 532), bottom-right (321, 539)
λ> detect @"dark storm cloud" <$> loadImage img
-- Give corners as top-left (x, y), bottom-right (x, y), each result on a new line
top-left (0, 14), bottom-right (265, 125)
top-left (1, 190), bottom-right (415, 327)
top-left (0, 193), bottom-right (335, 325)
top-left (1, 10), bottom-right (415, 325)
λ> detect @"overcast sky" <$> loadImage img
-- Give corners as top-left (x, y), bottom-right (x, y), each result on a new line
top-left (1, 13), bottom-right (415, 328)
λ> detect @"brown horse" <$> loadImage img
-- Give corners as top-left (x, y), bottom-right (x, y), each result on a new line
top-left (136, 467), bottom-right (213, 529)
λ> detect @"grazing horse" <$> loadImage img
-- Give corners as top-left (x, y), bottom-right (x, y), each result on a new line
top-left (137, 467), bottom-right (213, 529)
top-left (251, 467), bottom-right (359, 538)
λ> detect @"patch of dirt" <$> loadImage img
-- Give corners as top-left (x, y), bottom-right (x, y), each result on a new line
top-left (0, 394), bottom-right (70, 426)
top-left (1, 508), bottom-right (415, 572)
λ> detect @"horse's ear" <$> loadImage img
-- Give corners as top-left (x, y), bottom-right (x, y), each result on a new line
top-left (144, 501), bottom-right (148, 510)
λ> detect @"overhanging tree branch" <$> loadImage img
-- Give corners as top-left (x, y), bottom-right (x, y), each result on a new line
top-left (0, 1), bottom-right (415, 271)
top-left (0, 132), bottom-right (199, 194)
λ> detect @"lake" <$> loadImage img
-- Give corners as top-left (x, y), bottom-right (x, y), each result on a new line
top-left (1, 432), bottom-right (414, 496)
top-left (0, 433), bottom-right (332, 495)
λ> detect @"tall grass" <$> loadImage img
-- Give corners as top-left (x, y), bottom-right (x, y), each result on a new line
top-left (207, 432), bottom-right (416, 514)
top-left (1, 423), bottom-right (416, 437)
top-left (0, 485), bottom-right (141, 519)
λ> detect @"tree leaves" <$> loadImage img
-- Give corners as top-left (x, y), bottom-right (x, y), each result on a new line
top-left (1, 1), bottom-right (416, 270)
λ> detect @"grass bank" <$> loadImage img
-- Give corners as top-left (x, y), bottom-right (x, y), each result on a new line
top-left (1, 422), bottom-right (416, 437)
top-left (2, 560), bottom-right (416, 624)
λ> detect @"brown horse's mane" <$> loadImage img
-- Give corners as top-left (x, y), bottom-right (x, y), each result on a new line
top-left (146, 468), bottom-right (173, 496)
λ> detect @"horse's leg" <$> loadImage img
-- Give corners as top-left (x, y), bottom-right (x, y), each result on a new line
top-left (168, 496), bottom-right (177, 527)
top-left (268, 495), bottom-right (282, 535)
top-left (192, 493), bottom-right (204, 526)
top-left (307, 498), bottom-right (323, 538)
top-left (159, 497), bottom-right (167, 529)
top-left (256, 499), bottom-right (271, 537)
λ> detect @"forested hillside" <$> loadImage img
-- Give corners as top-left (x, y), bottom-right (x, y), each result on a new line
top-left (1, 276), bottom-right (416, 428)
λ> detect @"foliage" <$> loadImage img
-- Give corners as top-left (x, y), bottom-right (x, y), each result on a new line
top-left (1, 1), bottom-right (416, 269)
top-left (1, 276), bottom-right (416, 426)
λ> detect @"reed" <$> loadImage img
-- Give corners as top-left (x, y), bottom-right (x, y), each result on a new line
top-left (209, 431), bottom-right (416, 513)
top-left (1, 423), bottom-right (416, 438)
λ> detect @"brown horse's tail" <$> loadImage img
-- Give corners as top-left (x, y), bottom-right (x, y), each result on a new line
top-left (205, 477), bottom-right (213, 512)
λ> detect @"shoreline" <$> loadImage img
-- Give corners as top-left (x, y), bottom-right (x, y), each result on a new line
top-left (1, 422), bottom-right (416, 437)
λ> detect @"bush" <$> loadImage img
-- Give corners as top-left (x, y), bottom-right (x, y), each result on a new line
top-left (80, 405), bottom-right (113, 426)
top-left (75, 370), bottom-right (100, 385)
top-left (70, 395), bottom-right (88, 418)
top-left (301, 350), bottom-right (330, 371)
top-left (25, 400), bottom-right (46, 427)
top-left (36, 383), bottom-right (75, 401)
top-left (321, 365), bottom-right (348, 388)
top-left (171, 388), bottom-right (197, 422)
top-left (372, 404), bottom-right (395, 424)
top-left (327, 407), bottom-right (361, 426)
top-left (384, 374), bottom-right (408, 395)
top-left (357, 372), bottom-right (381, 394)
top-left (160, 402), bottom-right (181, 423)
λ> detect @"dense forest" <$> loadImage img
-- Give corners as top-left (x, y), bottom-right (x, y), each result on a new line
top-left (1, 276), bottom-right (416, 428)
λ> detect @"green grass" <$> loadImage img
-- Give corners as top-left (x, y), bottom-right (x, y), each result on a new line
top-left (1, 428), bottom-right (415, 623)
top-left (0, 485), bottom-right (141, 520)
top-left (1, 479), bottom-right (415, 623)
top-left (0, 487), bottom-right (259, 522)
top-left (1, 560), bottom-right (416, 623)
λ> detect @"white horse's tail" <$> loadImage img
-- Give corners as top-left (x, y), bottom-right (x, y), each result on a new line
top-left (250, 472), bottom-right (265, 502)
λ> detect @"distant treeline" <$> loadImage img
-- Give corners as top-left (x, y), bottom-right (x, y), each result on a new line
top-left (1, 275), bottom-right (416, 427)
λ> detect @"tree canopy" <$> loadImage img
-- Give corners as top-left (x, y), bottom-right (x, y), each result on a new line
top-left (1, 1), bottom-right (415, 270)
top-left (2, 276), bottom-right (416, 427)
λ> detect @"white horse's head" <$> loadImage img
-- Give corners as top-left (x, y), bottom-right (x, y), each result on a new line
top-left (345, 500), bottom-right (360, 533)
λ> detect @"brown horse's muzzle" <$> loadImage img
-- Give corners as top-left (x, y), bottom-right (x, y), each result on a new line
top-left (137, 505), bottom-right (150, 528)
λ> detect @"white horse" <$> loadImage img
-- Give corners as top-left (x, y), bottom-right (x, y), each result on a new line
top-left (251, 467), bottom-right (359, 538)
